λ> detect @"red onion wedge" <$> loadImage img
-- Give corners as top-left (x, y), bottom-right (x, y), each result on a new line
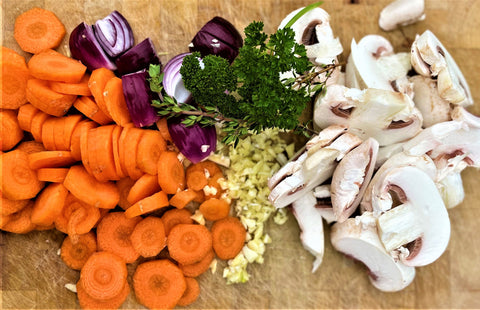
top-left (94, 10), bottom-right (134, 57)
top-left (69, 22), bottom-right (117, 71)
top-left (162, 53), bottom-right (192, 104)
top-left (116, 38), bottom-right (161, 75)
top-left (121, 69), bottom-right (160, 127)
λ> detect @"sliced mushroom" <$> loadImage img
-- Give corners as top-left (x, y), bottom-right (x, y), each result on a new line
top-left (378, 0), bottom-right (425, 31)
top-left (331, 138), bottom-right (379, 223)
top-left (375, 142), bottom-right (405, 169)
top-left (436, 172), bottom-right (465, 209)
top-left (330, 212), bottom-right (416, 292)
top-left (314, 85), bottom-right (423, 146)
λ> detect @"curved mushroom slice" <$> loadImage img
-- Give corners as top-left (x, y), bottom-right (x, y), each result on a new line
top-left (379, 0), bottom-right (425, 31)
top-left (330, 212), bottom-right (416, 292)
top-left (411, 30), bottom-right (473, 106)
top-left (436, 172), bottom-right (465, 209)
top-left (314, 85), bottom-right (423, 146)
top-left (370, 166), bottom-right (451, 267)
top-left (291, 191), bottom-right (325, 273)
top-left (331, 138), bottom-right (379, 223)
top-left (375, 142), bottom-right (405, 169)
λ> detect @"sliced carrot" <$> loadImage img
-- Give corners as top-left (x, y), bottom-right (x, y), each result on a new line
top-left (96, 212), bottom-right (141, 263)
top-left (17, 103), bottom-right (39, 132)
top-left (50, 73), bottom-right (92, 96)
top-left (13, 7), bottom-right (65, 54)
top-left (60, 114), bottom-right (83, 151)
top-left (127, 174), bottom-right (161, 205)
top-left (0, 47), bottom-right (29, 109)
top-left (88, 68), bottom-right (115, 119)
top-left (15, 140), bottom-right (46, 154)
top-left (73, 96), bottom-right (112, 125)
top-left (28, 49), bottom-right (86, 83)
top-left (199, 198), bottom-right (230, 221)
top-left (60, 232), bottom-right (97, 270)
top-left (30, 182), bottom-right (68, 226)
top-left (0, 192), bottom-right (30, 216)
top-left (169, 189), bottom-right (197, 209)
top-left (0, 213), bottom-right (13, 229)
top-left (211, 216), bottom-right (246, 260)
top-left (130, 216), bottom-right (166, 257)
top-left (192, 189), bottom-right (206, 204)
top-left (79, 124), bottom-right (93, 175)
top-left (123, 127), bottom-right (144, 180)
top-left (103, 77), bottom-right (131, 126)
top-left (0, 110), bottom-right (24, 151)
top-left (161, 208), bottom-right (194, 236)
top-left (52, 117), bottom-right (66, 151)
top-left (186, 160), bottom-right (222, 180)
top-left (117, 123), bottom-right (134, 177)
top-left (87, 125), bottom-right (118, 182)
top-left (79, 251), bottom-right (128, 300)
top-left (55, 193), bottom-right (100, 235)
top-left (167, 224), bottom-right (213, 265)
top-left (124, 191), bottom-right (169, 218)
top-left (111, 125), bottom-right (127, 179)
top-left (41, 116), bottom-right (57, 150)
top-left (28, 150), bottom-right (76, 170)
top-left (136, 129), bottom-right (167, 175)
top-left (77, 277), bottom-right (130, 310)
top-left (115, 177), bottom-right (135, 210)
top-left (179, 249), bottom-right (215, 278)
top-left (36, 167), bottom-right (69, 182)
top-left (157, 151), bottom-right (185, 194)
top-left (70, 120), bottom-right (97, 161)
top-left (29, 110), bottom-right (49, 142)
top-left (185, 169), bottom-right (208, 191)
top-left (26, 79), bottom-right (76, 117)
top-left (155, 117), bottom-right (173, 142)
top-left (177, 277), bottom-right (200, 307)
top-left (0, 201), bottom-right (36, 233)
top-left (133, 259), bottom-right (186, 310)
top-left (0, 149), bottom-right (45, 200)
top-left (63, 165), bottom-right (120, 209)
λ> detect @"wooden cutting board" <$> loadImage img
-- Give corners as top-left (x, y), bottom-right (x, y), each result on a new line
top-left (1, 0), bottom-right (480, 309)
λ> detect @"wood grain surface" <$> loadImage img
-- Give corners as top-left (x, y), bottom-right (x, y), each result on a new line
top-left (1, 0), bottom-right (480, 309)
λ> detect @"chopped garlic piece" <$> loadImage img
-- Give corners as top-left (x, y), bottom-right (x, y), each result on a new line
top-left (190, 210), bottom-right (205, 225)
top-left (64, 283), bottom-right (77, 293)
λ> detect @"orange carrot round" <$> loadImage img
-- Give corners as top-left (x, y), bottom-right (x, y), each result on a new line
top-left (28, 49), bottom-right (86, 83)
top-left (211, 216), bottom-right (246, 260)
top-left (29, 110), bottom-right (50, 142)
top-left (13, 7), bottom-right (65, 54)
top-left (60, 114), bottom-right (83, 151)
top-left (55, 193), bottom-right (100, 236)
top-left (127, 173), bottom-right (161, 205)
top-left (70, 120), bottom-right (97, 161)
top-left (87, 125), bottom-right (118, 182)
top-left (41, 116), bottom-right (57, 150)
top-left (157, 151), bottom-right (185, 194)
top-left (124, 191), bottom-right (169, 218)
top-left (15, 140), bottom-right (46, 154)
top-left (60, 232), bottom-right (97, 270)
top-left (0, 110), bottom-right (24, 151)
top-left (199, 198), bottom-right (231, 221)
top-left (136, 129), bottom-right (167, 175)
top-left (185, 169), bottom-right (208, 191)
top-left (115, 177), bottom-right (135, 210)
top-left (179, 249), bottom-right (215, 278)
top-left (0, 193), bottom-right (30, 216)
top-left (103, 77), bottom-right (131, 126)
top-left (50, 73), bottom-right (92, 96)
top-left (123, 127), bottom-right (144, 180)
top-left (79, 251), bottom-right (128, 301)
top-left (17, 103), bottom-right (40, 132)
top-left (88, 68), bottom-right (116, 119)
top-left (111, 125), bottom-right (126, 179)
top-left (177, 277), bottom-right (200, 307)
top-left (130, 216), bottom-right (166, 258)
top-left (27, 150), bottom-right (76, 170)
top-left (161, 208), bottom-right (194, 236)
top-left (73, 96), bottom-right (112, 125)
top-left (26, 79), bottom-right (76, 117)
top-left (30, 182), bottom-right (68, 226)
top-left (77, 277), bottom-right (130, 310)
top-left (167, 224), bottom-right (213, 265)
top-left (133, 259), bottom-right (186, 309)
top-left (36, 168), bottom-right (69, 182)
top-left (96, 212), bottom-right (141, 263)
top-left (169, 189), bottom-right (198, 209)
top-left (1, 201), bottom-right (36, 234)
top-left (0, 47), bottom-right (29, 109)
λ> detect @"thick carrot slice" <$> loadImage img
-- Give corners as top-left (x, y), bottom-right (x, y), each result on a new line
top-left (117, 123), bottom-right (133, 176)
top-left (70, 120), bottom-right (97, 161)
top-left (77, 277), bottom-right (130, 309)
top-left (15, 140), bottom-right (46, 154)
top-left (36, 167), bottom-right (69, 183)
top-left (124, 191), bottom-right (169, 218)
top-left (103, 77), bottom-right (131, 126)
top-left (155, 117), bottom-right (173, 142)
top-left (115, 177), bottom-right (135, 211)
top-left (136, 129), bottom-right (167, 175)
top-left (133, 259), bottom-right (186, 310)
top-left (199, 198), bottom-right (231, 221)
top-left (0, 192), bottom-right (30, 216)
top-left (211, 216), bottom-right (246, 260)
top-left (187, 161), bottom-right (222, 179)
top-left (17, 103), bottom-right (39, 132)
top-left (30, 182), bottom-right (68, 226)
top-left (13, 8), bottom-right (65, 54)
top-left (88, 68), bottom-right (116, 119)
top-left (64, 165), bottom-right (120, 209)
top-left (167, 224), bottom-right (213, 265)
top-left (28, 49), bottom-right (86, 83)
top-left (161, 208), bottom-right (194, 236)
top-left (26, 79), bottom-right (76, 117)
top-left (192, 189), bottom-right (206, 204)
top-left (60, 232), bottom-right (97, 270)
top-left (73, 96), bottom-right (112, 125)
top-left (0, 47), bottom-right (29, 109)
top-left (29, 110), bottom-right (49, 142)
top-left (123, 127), bottom-right (144, 180)
top-left (169, 189), bottom-right (197, 209)
top-left (185, 169), bottom-right (208, 191)
top-left (87, 125), bottom-right (118, 182)
top-left (79, 123), bottom-right (93, 175)
top-left (177, 277), bottom-right (200, 307)
top-left (60, 114), bottom-right (83, 151)
top-left (79, 251), bottom-right (128, 300)
top-left (0, 110), bottom-right (24, 151)
top-left (157, 151), bottom-right (185, 194)
top-left (28, 150), bottom-right (76, 170)
top-left (52, 117), bottom-right (66, 151)
top-left (0, 201), bottom-right (36, 233)
top-left (0, 150), bottom-right (45, 200)
top-left (127, 174), bottom-right (161, 205)
top-left (54, 193), bottom-right (100, 235)
top-left (50, 73), bottom-right (92, 96)
top-left (96, 212), bottom-right (141, 263)
top-left (111, 125), bottom-right (126, 179)
top-left (179, 249), bottom-right (215, 278)
top-left (130, 216), bottom-right (166, 257)
top-left (41, 116), bottom-right (57, 150)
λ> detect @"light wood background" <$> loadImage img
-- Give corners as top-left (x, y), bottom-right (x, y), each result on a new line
top-left (1, 0), bottom-right (480, 309)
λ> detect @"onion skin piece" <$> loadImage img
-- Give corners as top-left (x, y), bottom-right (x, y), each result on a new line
top-left (94, 10), bottom-right (134, 57)
top-left (121, 69), bottom-right (160, 127)
top-left (162, 53), bottom-right (192, 104)
top-left (168, 119), bottom-right (217, 163)
top-left (190, 16), bottom-right (243, 63)
top-left (116, 38), bottom-right (161, 75)
top-left (69, 22), bottom-right (117, 72)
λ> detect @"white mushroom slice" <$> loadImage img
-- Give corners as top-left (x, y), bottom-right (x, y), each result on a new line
top-left (369, 166), bottom-right (451, 267)
top-left (330, 212), bottom-right (416, 292)
top-left (375, 142), bottom-right (405, 169)
top-left (409, 75), bottom-right (452, 127)
top-left (314, 85), bottom-right (423, 146)
top-left (331, 138), bottom-right (379, 223)
top-left (316, 206), bottom-right (337, 224)
top-left (312, 184), bottom-right (331, 199)
top-left (436, 172), bottom-right (465, 209)
top-left (291, 191), bottom-right (325, 273)
top-left (306, 124), bottom-right (348, 151)
top-left (379, 0), bottom-right (425, 31)
top-left (451, 106), bottom-right (480, 127)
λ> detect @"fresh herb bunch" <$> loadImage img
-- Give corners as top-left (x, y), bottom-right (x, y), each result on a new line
top-left (151, 19), bottom-right (337, 146)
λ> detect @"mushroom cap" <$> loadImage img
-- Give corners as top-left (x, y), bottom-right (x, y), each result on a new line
top-left (379, 0), bottom-right (425, 31)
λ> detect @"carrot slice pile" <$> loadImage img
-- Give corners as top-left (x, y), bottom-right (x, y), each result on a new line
top-left (167, 224), bottom-right (213, 265)
top-left (130, 216), bottom-right (166, 258)
top-left (60, 232), bottom-right (97, 270)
